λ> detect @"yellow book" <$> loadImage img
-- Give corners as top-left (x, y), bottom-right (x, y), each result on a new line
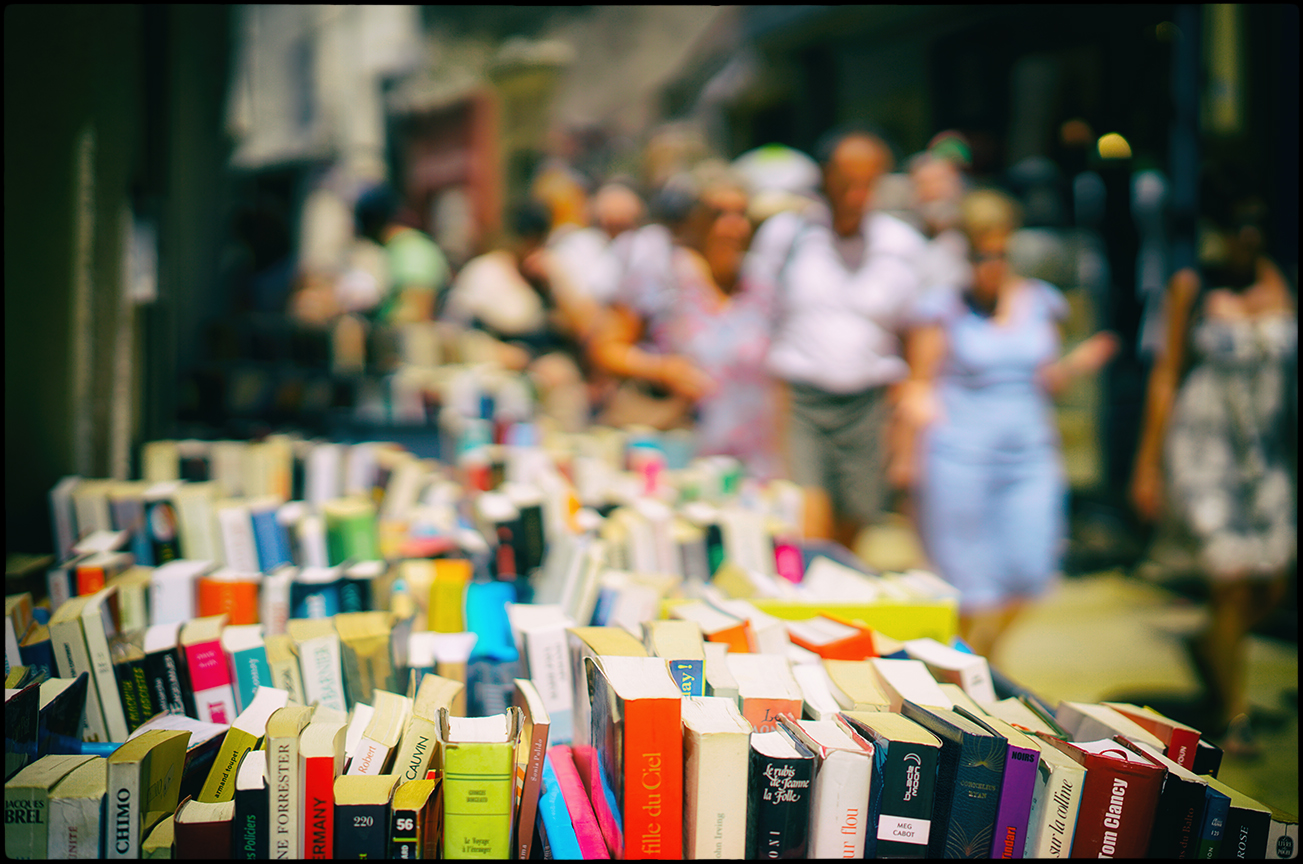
top-left (389, 778), bottom-right (442, 860)
top-left (823, 659), bottom-right (893, 712)
top-left (141, 814), bottom-right (175, 859)
top-left (107, 728), bottom-right (191, 859)
top-left (197, 686), bottom-right (290, 803)
top-left (265, 704), bottom-right (314, 860)
top-left (392, 674), bottom-right (464, 784)
top-left (335, 611), bottom-right (397, 706)
top-left (751, 599), bottom-right (958, 644)
top-left (263, 633), bottom-right (306, 705)
top-left (347, 689), bottom-right (411, 775)
top-left (47, 755), bottom-right (108, 860)
top-left (440, 709), bottom-right (522, 860)
top-left (429, 560), bottom-right (472, 633)
top-left (4, 754), bottom-right (96, 859)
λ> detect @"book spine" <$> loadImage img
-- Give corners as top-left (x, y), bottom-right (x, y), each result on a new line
top-left (151, 571), bottom-right (196, 628)
top-left (260, 573), bottom-right (294, 639)
top-left (1198, 790), bottom-right (1231, 858)
top-left (1167, 727), bottom-right (1201, 772)
top-left (144, 496), bottom-right (182, 565)
top-left (114, 655), bottom-right (145, 732)
top-left (392, 714), bottom-right (440, 784)
top-left (683, 728), bottom-right (749, 860)
top-left (218, 506), bottom-right (261, 574)
top-left (1025, 760), bottom-right (1083, 858)
top-left (80, 603), bottom-right (130, 742)
top-left (334, 801), bottom-right (389, 859)
top-left (267, 654), bottom-right (306, 707)
top-left (107, 759), bottom-right (141, 859)
top-left (144, 646), bottom-right (194, 717)
top-left (1146, 774), bottom-right (1206, 859)
top-left (338, 576), bottom-right (371, 614)
top-left (515, 719), bottom-right (549, 861)
top-left (185, 638), bottom-right (238, 725)
top-left (251, 506), bottom-right (293, 573)
top-left (76, 563), bottom-right (108, 596)
top-left (668, 659), bottom-right (705, 697)
top-left (746, 750), bottom-right (814, 859)
top-left (48, 795), bottom-right (104, 859)
top-left (47, 564), bottom-right (76, 614)
top-left (946, 735), bottom-right (1005, 858)
top-left (303, 757), bottom-right (337, 859)
top-left (235, 777), bottom-right (269, 858)
top-left (992, 742), bottom-right (1039, 859)
top-left (870, 742), bottom-right (935, 859)
top-left (1071, 758), bottom-right (1162, 859)
top-left (298, 634), bottom-right (347, 714)
top-left (522, 627), bottom-right (574, 742)
top-left (809, 749), bottom-right (871, 858)
top-left (198, 577), bottom-right (259, 626)
top-left (390, 802), bottom-right (421, 861)
top-left (621, 698), bottom-right (683, 859)
top-left (111, 495), bottom-right (153, 568)
top-left (345, 736), bottom-right (391, 776)
top-left (442, 741), bottom-right (515, 859)
top-left (268, 734), bottom-right (301, 860)
top-left (230, 646), bottom-right (271, 715)
top-left (741, 696), bottom-right (802, 734)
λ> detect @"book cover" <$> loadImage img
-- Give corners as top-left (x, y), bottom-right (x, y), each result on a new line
top-left (106, 728), bottom-right (191, 859)
top-left (388, 777), bottom-right (442, 861)
top-left (781, 716), bottom-right (875, 858)
top-left (265, 704), bottom-right (313, 860)
top-left (77, 587), bottom-right (131, 742)
top-left (38, 673), bottom-right (92, 761)
top-left (1117, 737), bottom-right (1209, 859)
top-left (958, 708), bottom-right (1039, 859)
top-left (143, 482), bottom-right (184, 566)
top-left (173, 795), bottom-right (235, 859)
top-left (546, 744), bottom-right (609, 859)
top-left (106, 566), bottom-right (153, 633)
top-left (900, 700), bottom-right (1007, 859)
top-left (143, 621), bottom-right (196, 718)
top-left (586, 655), bottom-right (683, 859)
top-left (840, 710), bottom-right (942, 859)
top-left (47, 754), bottom-right (107, 859)
top-left (233, 748), bottom-right (268, 859)
top-left (6, 680), bottom-right (41, 781)
top-left (287, 618), bottom-right (347, 715)
top-left (746, 726), bottom-right (816, 859)
top-left (1021, 729), bottom-right (1085, 858)
top-left (440, 709), bottom-right (522, 859)
top-left (681, 696), bottom-right (752, 859)
top-left (149, 559), bottom-right (213, 628)
top-left (513, 678), bottom-right (551, 860)
top-left (538, 750), bottom-right (588, 860)
top-left (300, 720), bottom-right (348, 859)
top-left (124, 712), bottom-right (228, 810)
top-left (333, 773), bottom-right (399, 859)
top-left (1037, 734), bottom-right (1166, 859)
top-left (141, 814), bottom-right (175, 859)
top-left (4, 754), bottom-right (96, 859)
top-left (181, 615), bottom-right (238, 725)
top-left (823, 658), bottom-right (893, 713)
top-left (642, 618), bottom-right (706, 697)
top-left (198, 686), bottom-right (289, 804)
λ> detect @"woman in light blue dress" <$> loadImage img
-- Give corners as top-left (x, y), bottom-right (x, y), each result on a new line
top-left (891, 189), bottom-right (1117, 658)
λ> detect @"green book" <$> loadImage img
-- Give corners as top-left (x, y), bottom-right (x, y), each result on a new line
top-left (440, 708), bottom-right (521, 859)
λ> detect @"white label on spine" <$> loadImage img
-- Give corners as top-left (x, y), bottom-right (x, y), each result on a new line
top-left (878, 816), bottom-right (931, 845)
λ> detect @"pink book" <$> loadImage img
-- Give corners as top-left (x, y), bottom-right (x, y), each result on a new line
top-left (549, 745), bottom-right (612, 859)
top-left (181, 616), bottom-right (238, 725)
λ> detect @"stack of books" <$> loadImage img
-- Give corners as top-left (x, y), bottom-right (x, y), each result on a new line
top-left (6, 430), bottom-right (1296, 859)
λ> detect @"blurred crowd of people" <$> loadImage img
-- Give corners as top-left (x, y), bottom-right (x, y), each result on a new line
top-left (276, 123), bottom-right (1295, 754)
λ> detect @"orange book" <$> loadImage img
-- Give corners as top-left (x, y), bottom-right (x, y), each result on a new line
top-left (197, 572), bottom-right (260, 625)
top-left (75, 551), bottom-right (131, 596)
top-left (586, 656), bottom-right (683, 860)
top-left (668, 601), bottom-right (752, 654)
top-left (727, 653), bottom-right (803, 733)
top-left (785, 614), bottom-right (877, 660)
top-left (1101, 702), bottom-right (1202, 771)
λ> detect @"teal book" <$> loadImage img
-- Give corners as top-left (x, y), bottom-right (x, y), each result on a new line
top-left (221, 626), bottom-right (271, 715)
top-left (901, 700), bottom-right (1007, 859)
top-left (1197, 780), bottom-right (1231, 858)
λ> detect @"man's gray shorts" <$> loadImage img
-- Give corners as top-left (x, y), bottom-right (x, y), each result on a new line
top-left (786, 381), bottom-right (890, 527)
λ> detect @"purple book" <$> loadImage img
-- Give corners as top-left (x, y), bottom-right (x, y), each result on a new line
top-left (955, 707), bottom-right (1039, 859)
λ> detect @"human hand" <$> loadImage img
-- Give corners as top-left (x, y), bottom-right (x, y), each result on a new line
top-left (1130, 459), bottom-right (1164, 523)
top-left (520, 248), bottom-right (552, 285)
top-left (657, 355), bottom-right (715, 401)
top-left (1069, 331), bottom-right (1120, 377)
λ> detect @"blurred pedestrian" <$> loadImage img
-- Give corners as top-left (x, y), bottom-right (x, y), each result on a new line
top-left (549, 181), bottom-right (647, 308)
top-left (750, 129), bottom-right (926, 546)
top-left (443, 199), bottom-right (591, 432)
top-left (908, 139), bottom-right (972, 297)
top-left (1130, 177), bottom-right (1296, 754)
top-left (353, 183), bottom-right (451, 325)
top-left (588, 165), bottom-right (783, 478)
top-left (892, 188), bottom-right (1118, 659)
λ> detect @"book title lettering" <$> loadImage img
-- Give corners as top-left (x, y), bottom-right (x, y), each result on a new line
top-left (761, 762), bottom-right (810, 804)
top-left (640, 751), bottom-right (663, 855)
top-left (114, 787), bottom-right (131, 854)
top-left (1099, 777), bottom-right (1128, 858)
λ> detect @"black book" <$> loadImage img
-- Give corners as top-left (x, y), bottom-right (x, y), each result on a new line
top-left (388, 776), bottom-right (440, 861)
top-left (142, 624), bottom-right (196, 718)
top-left (1192, 737), bottom-right (1223, 779)
top-left (1116, 738), bottom-right (1208, 859)
top-left (746, 725), bottom-right (816, 859)
top-left (110, 630), bottom-right (155, 733)
top-left (37, 672), bottom-right (90, 757)
top-left (532, 804), bottom-right (551, 860)
top-left (18, 621), bottom-right (56, 682)
top-left (232, 749), bottom-right (268, 859)
top-left (840, 710), bottom-right (943, 859)
top-left (334, 774), bottom-right (398, 860)
top-left (901, 700), bottom-right (1007, 859)
top-left (144, 485), bottom-right (183, 566)
top-left (4, 680), bottom-right (40, 780)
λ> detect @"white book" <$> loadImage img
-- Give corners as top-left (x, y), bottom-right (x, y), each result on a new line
top-left (50, 475), bottom-right (83, 562)
top-left (207, 440), bottom-right (247, 498)
top-left (244, 439), bottom-right (292, 502)
top-left (305, 442), bottom-right (345, 509)
top-left (47, 758), bottom-right (107, 859)
top-left (559, 536), bottom-right (606, 628)
top-left (297, 514), bottom-right (329, 569)
top-left (347, 690), bottom-right (411, 775)
top-left (792, 663), bottom-right (843, 721)
top-left (682, 697), bottom-right (752, 859)
top-left (601, 570), bottom-right (680, 638)
top-left (702, 642), bottom-right (739, 702)
top-left (1053, 701), bottom-right (1166, 751)
top-left (174, 481), bottom-right (221, 563)
top-left (869, 658), bottom-right (953, 713)
top-left (781, 717), bottom-right (874, 858)
top-left (265, 704), bottom-right (313, 859)
top-left (259, 565), bottom-right (296, 638)
top-left (710, 597), bottom-right (789, 654)
top-left (718, 505), bottom-right (775, 577)
top-left (798, 556), bottom-right (882, 602)
top-left (80, 587), bottom-right (130, 742)
top-left (288, 618), bottom-right (347, 714)
top-left (48, 598), bottom-right (108, 742)
top-left (71, 479), bottom-right (115, 540)
top-left (150, 559), bottom-right (214, 627)
top-left (215, 499), bottom-right (260, 574)
top-left (506, 603), bottom-right (575, 743)
top-left (343, 442), bottom-right (379, 498)
top-left (142, 440), bottom-right (180, 482)
top-left (72, 528), bottom-right (130, 555)
top-left (902, 638), bottom-right (997, 706)
top-left (343, 702), bottom-right (375, 765)
top-left (1024, 737), bottom-right (1087, 858)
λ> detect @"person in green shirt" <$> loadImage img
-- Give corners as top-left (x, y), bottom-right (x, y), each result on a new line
top-left (354, 184), bottom-right (451, 324)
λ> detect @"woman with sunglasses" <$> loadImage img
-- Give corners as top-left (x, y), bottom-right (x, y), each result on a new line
top-left (589, 163), bottom-right (783, 480)
top-left (891, 188), bottom-right (1118, 658)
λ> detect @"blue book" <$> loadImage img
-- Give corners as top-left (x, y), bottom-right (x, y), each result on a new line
top-left (250, 500), bottom-right (292, 573)
top-left (1197, 780), bottom-right (1232, 858)
top-left (289, 567), bottom-right (341, 619)
top-left (221, 625), bottom-right (272, 714)
top-left (538, 754), bottom-right (583, 860)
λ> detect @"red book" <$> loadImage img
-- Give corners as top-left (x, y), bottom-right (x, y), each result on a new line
top-left (785, 614), bottom-right (877, 660)
top-left (1037, 733), bottom-right (1165, 859)
top-left (547, 745), bottom-right (610, 858)
top-left (1101, 701), bottom-right (1202, 771)
top-left (299, 721), bottom-right (347, 859)
top-left (586, 656), bottom-right (683, 859)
